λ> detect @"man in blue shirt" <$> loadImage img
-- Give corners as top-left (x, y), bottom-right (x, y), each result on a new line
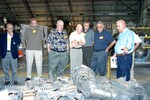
top-left (91, 21), bottom-right (116, 76)
top-left (82, 21), bottom-right (94, 67)
top-left (114, 19), bottom-right (134, 81)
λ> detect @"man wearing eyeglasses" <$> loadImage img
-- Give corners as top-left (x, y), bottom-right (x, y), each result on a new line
top-left (91, 21), bottom-right (116, 76)
top-left (0, 23), bottom-right (21, 85)
top-left (114, 19), bottom-right (135, 81)
top-left (47, 20), bottom-right (69, 82)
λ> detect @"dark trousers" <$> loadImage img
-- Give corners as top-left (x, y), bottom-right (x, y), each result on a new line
top-left (82, 46), bottom-right (93, 67)
top-left (91, 50), bottom-right (108, 76)
top-left (117, 53), bottom-right (132, 81)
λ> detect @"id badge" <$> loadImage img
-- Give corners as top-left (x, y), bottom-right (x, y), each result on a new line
top-left (99, 36), bottom-right (103, 39)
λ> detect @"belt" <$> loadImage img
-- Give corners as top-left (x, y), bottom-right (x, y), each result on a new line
top-left (83, 46), bottom-right (92, 48)
top-left (116, 52), bottom-right (132, 56)
top-left (72, 47), bottom-right (82, 49)
top-left (7, 50), bottom-right (11, 52)
top-left (51, 49), bottom-right (66, 52)
top-left (94, 49), bottom-right (105, 52)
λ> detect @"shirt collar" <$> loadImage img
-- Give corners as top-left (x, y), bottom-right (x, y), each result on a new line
top-left (7, 32), bottom-right (11, 36)
top-left (122, 27), bottom-right (128, 33)
top-left (97, 29), bottom-right (104, 33)
top-left (56, 28), bottom-right (63, 34)
top-left (83, 29), bottom-right (89, 33)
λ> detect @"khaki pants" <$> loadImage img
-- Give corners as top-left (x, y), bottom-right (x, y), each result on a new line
top-left (70, 49), bottom-right (83, 79)
top-left (26, 50), bottom-right (43, 78)
top-left (130, 52), bottom-right (135, 80)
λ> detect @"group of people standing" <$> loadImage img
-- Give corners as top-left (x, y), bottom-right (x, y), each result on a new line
top-left (0, 18), bottom-right (141, 85)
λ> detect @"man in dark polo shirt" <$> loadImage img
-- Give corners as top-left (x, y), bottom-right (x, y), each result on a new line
top-left (91, 21), bottom-right (116, 76)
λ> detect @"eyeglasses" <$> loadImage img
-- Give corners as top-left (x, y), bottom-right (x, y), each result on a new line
top-left (97, 26), bottom-right (103, 29)
top-left (7, 28), bottom-right (13, 29)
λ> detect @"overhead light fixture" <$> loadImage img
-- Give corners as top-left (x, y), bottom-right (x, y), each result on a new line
top-left (3, 17), bottom-right (7, 24)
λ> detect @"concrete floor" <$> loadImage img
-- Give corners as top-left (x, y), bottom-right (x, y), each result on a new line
top-left (0, 49), bottom-right (150, 99)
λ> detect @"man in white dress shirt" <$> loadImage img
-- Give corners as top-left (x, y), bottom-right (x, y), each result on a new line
top-left (69, 24), bottom-right (85, 79)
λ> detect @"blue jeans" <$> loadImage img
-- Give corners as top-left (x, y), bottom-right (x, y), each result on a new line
top-left (117, 53), bottom-right (132, 81)
top-left (91, 50), bottom-right (108, 76)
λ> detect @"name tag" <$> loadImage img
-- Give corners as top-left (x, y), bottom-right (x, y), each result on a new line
top-left (99, 36), bottom-right (103, 39)
top-left (32, 30), bottom-right (36, 34)
top-left (64, 35), bottom-right (68, 38)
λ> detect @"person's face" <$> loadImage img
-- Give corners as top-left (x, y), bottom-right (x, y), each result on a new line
top-left (116, 22), bottom-right (125, 33)
top-left (57, 21), bottom-right (64, 32)
top-left (7, 24), bottom-right (13, 33)
top-left (83, 23), bottom-right (90, 31)
top-left (76, 25), bottom-right (83, 34)
top-left (97, 24), bottom-right (104, 32)
top-left (30, 20), bottom-right (37, 27)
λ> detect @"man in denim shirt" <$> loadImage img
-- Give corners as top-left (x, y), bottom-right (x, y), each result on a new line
top-left (47, 20), bottom-right (69, 82)
top-left (114, 19), bottom-right (134, 81)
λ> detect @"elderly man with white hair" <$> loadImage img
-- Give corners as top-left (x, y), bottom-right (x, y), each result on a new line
top-left (114, 19), bottom-right (135, 81)
top-left (69, 24), bottom-right (85, 79)
top-left (91, 21), bottom-right (116, 76)
top-left (47, 20), bottom-right (69, 81)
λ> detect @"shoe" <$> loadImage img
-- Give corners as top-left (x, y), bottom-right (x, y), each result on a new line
top-left (4, 81), bottom-right (10, 85)
top-left (13, 81), bottom-right (19, 85)
top-left (25, 78), bottom-right (30, 81)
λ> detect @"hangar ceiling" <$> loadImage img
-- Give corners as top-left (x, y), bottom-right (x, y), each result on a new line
top-left (0, 0), bottom-right (144, 27)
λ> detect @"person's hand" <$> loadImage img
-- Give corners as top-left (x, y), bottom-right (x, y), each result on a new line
top-left (47, 44), bottom-right (51, 53)
top-left (123, 47), bottom-right (128, 54)
top-left (71, 40), bottom-right (79, 47)
top-left (79, 39), bottom-right (85, 45)
top-left (112, 54), bottom-right (116, 58)
top-left (72, 40), bottom-right (78, 44)
top-left (105, 47), bottom-right (109, 52)
top-left (48, 49), bottom-right (51, 53)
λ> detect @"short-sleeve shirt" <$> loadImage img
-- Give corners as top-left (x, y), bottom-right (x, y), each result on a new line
top-left (114, 28), bottom-right (134, 54)
top-left (24, 26), bottom-right (43, 50)
top-left (69, 31), bottom-right (85, 48)
top-left (94, 29), bottom-right (114, 51)
top-left (47, 28), bottom-right (68, 52)
top-left (133, 33), bottom-right (142, 43)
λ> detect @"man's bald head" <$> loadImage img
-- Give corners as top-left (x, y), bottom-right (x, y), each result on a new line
top-left (76, 24), bottom-right (83, 34)
top-left (116, 19), bottom-right (126, 33)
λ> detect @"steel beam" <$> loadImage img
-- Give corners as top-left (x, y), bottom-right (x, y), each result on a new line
top-left (68, 0), bottom-right (72, 13)
top-left (124, 0), bottom-right (141, 11)
top-left (119, 0), bottom-right (134, 11)
top-left (91, 0), bottom-right (95, 21)
top-left (2, 0), bottom-right (19, 25)
top-left (44, 0), bottom-right (55, 26)
top-left (22, 0), bottom-right (34, 18)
